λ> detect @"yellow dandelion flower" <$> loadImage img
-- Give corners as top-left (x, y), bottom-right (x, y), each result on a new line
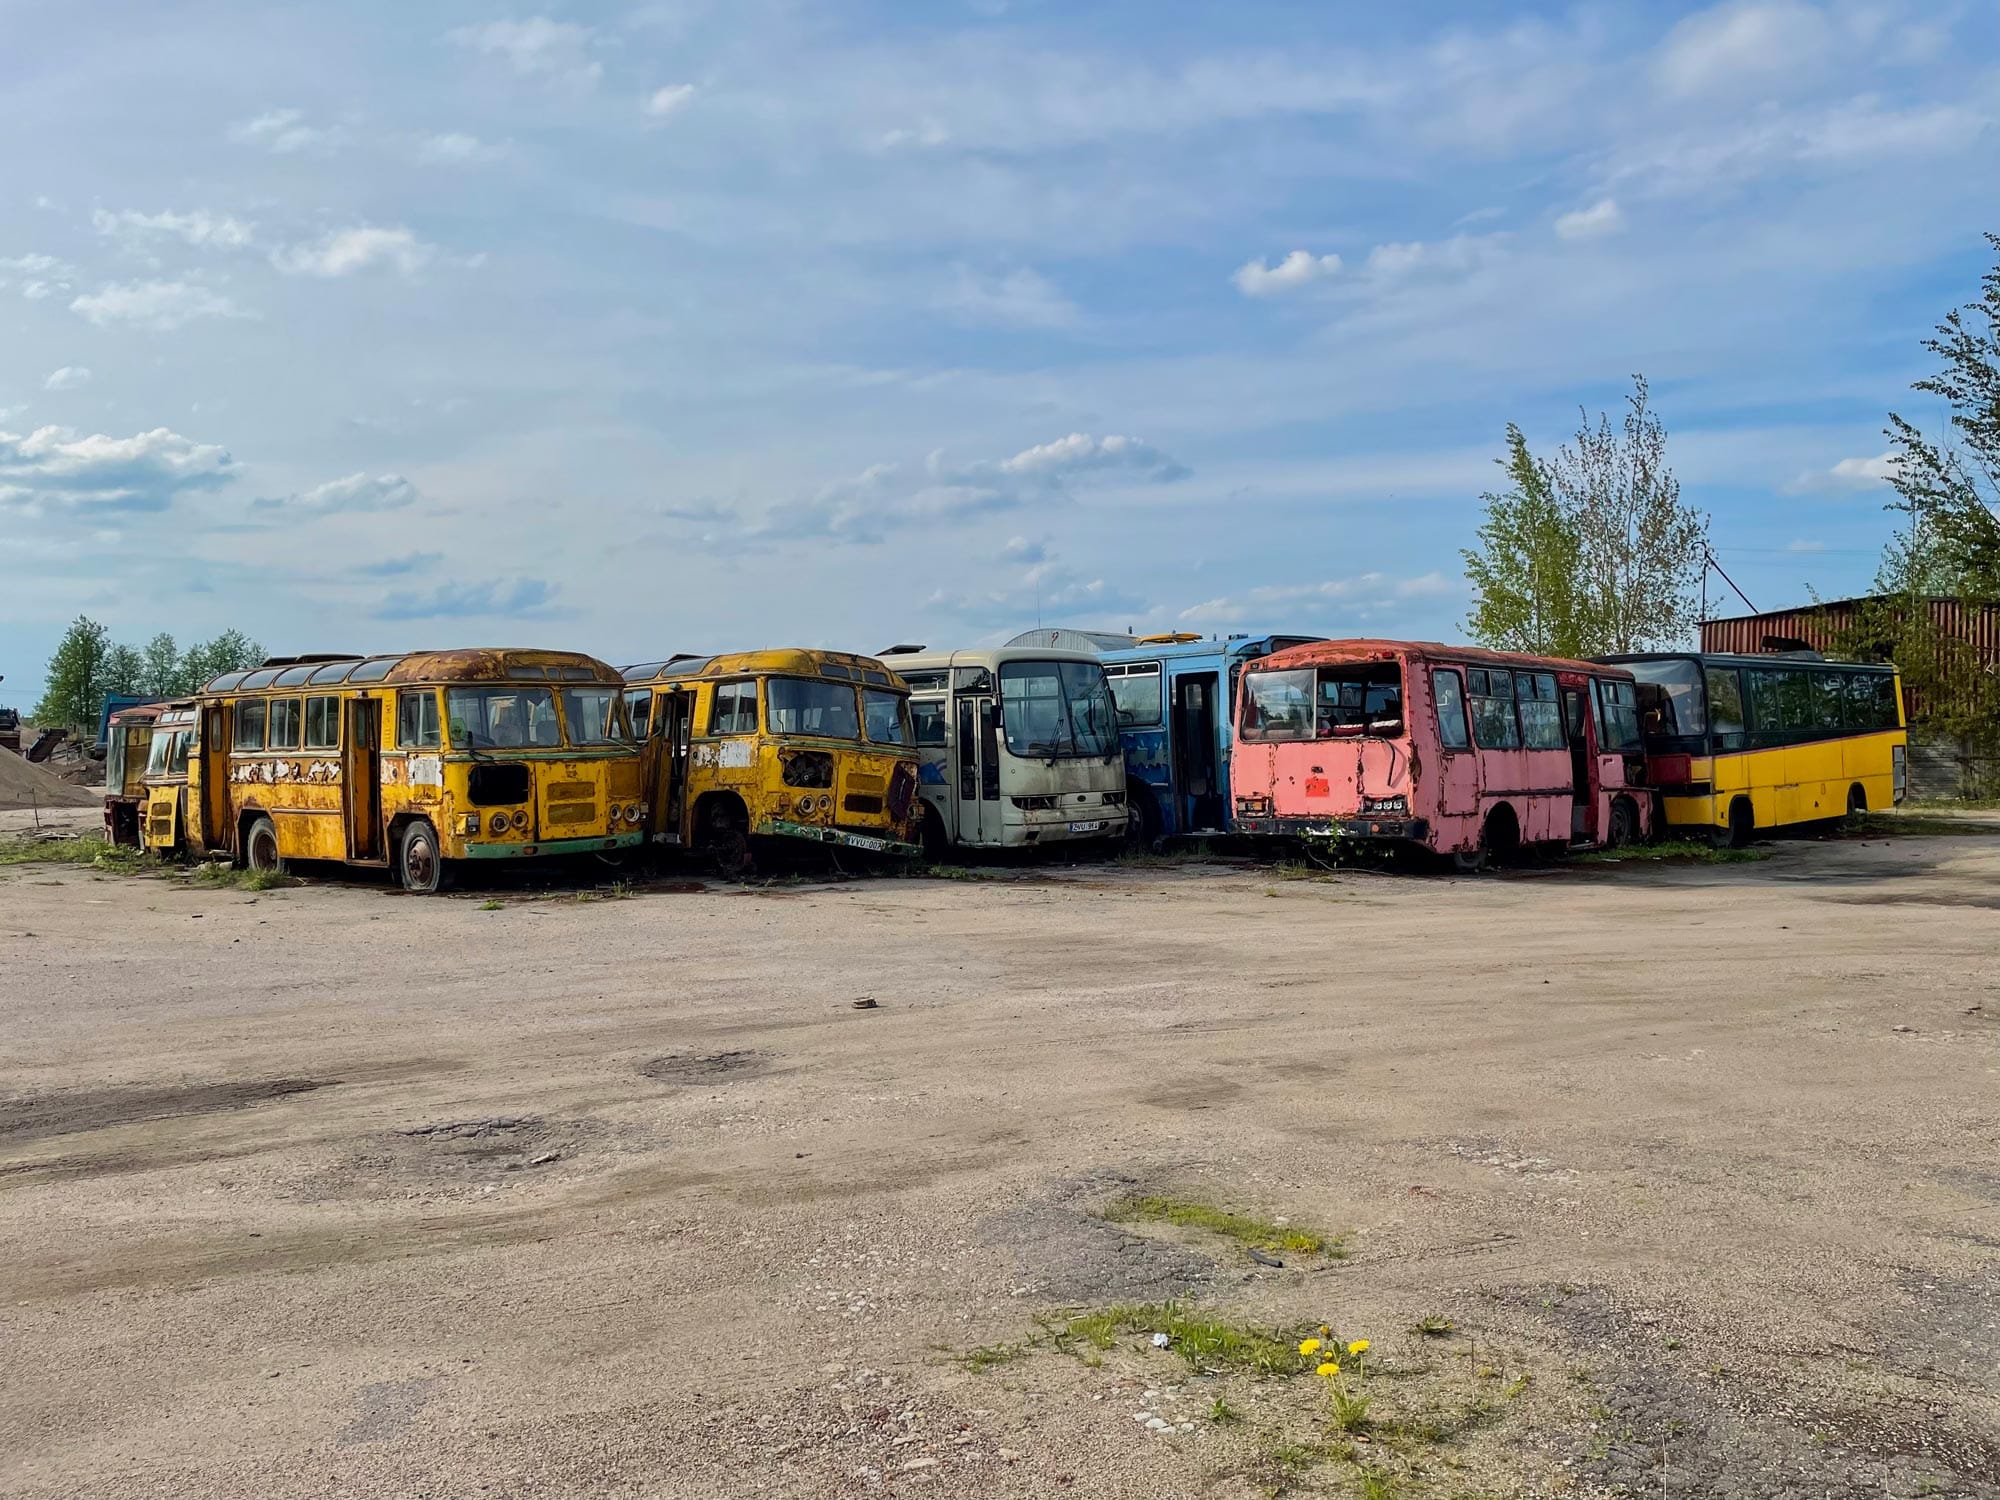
top-left (1347, 1339), bottom-right (1370, 1356)
top-left (1316, 1361), bottom-right (1341, 1377)
top-left (1297, 1338), bottom-right (1321, 1357)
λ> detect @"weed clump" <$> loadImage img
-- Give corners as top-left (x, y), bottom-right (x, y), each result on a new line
top-left (1101, 1193), bottom-right (1343, 1258)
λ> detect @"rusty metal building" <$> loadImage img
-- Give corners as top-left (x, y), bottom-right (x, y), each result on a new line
top-left (1700, 595), bottom-right (2000, 796)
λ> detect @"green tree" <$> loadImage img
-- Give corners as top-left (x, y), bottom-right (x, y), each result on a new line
top-left (1462, 424), bottom-right (1587, 655)
top-left (31, 616), bottom-right (113, 732)
top-left (1465, 377), bottom-right (1710, 655)
top-left (102, 643), bottom-right (144, 697)
top-left (177, 629), bottom-right (264, 692)
top-left (140, 632), bottom-right (182, 697)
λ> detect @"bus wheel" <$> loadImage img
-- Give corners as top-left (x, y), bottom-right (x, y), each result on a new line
top-left (1123, 786), bottom-right (1159, 853)
top-left (244, 816), bottom-right (286, 876)
top-left (1845, 784), bottom-right (1868, 828)
top-left (398, 820), bottom-right (450, 894)
top-left (1450, 844), bottom-right (1486, 875)
top-left (701, 798), bottom-right (754, 879)
top-left (1607, 797), bottom-right (1639, 849)
top-left (1723, 798), bottom-right (1755, 849)
top-left (918, 806), bottom-right (949, 863)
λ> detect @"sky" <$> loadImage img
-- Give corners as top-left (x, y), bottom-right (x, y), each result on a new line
top-left (2, 0), bottom-right (1996, 709)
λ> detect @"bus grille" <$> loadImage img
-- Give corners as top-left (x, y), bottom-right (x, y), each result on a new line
top-left (547, 801), bottom-right (596, 828)
top-left (843, 794), bottom-right (884, 815)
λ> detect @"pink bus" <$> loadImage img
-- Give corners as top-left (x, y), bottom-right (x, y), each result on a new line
top-left (1230, 640), bottom-right (1653, 870)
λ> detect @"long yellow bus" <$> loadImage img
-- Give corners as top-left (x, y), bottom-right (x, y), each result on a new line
top-left (621, 649), bottom-right (922, 873)
top-left (146, 649), bottom-right (644, 891)
top-left (1601, 652), bottom-right (1906, 844)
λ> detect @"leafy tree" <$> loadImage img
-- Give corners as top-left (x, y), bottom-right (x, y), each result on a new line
top-left (175, 629), bottom-right (264, 693)
top-left (1464, 376), bottom-right (1710, 656)
top-left (1824, 233), bottom-right (2000, 756)
top-left (31, 616), bottom-right (113, 732)
top-left (140, 632), bottom-right (182, 698)
top-left (102, 644), bottom-right (144, 698)
top-left (1462, 425), bottom-right (1587, 656)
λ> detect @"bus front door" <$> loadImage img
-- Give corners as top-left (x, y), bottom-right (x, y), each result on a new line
top-left (198, 704), bottom-right (231, 855)
top-left (343, 698), bottom-right (384, 861)
top-left (657, 689), bottom-right (693, 843)
top-left (1563, 686), bottom-right (1597, 843)
top-left (1173, 672), bottom-right (1222, 832)
top-left (955, 694), bottom-right (1002, 845)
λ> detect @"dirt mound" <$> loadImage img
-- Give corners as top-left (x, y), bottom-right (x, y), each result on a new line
top-left (0, 749), bottom-right (102, 812)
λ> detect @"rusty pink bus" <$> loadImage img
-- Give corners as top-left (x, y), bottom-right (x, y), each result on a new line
top-left (1230, 640), bottom-right (1653, 870)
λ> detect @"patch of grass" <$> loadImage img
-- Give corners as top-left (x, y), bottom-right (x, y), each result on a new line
top-left (1114, 840), bottom-right (1219, 868)
top-left (1357, 1467), bottom-right (1405, 1500)
top-left (478, 898), bottom-right (505, 911)
top-left (0, 835), bottom-right (149, 872)
top-left (1101, 1194), bottom-right (1339, 1257)
top-left (961, 1341), bottom-right (1030, 1373)
top-left (1208, 1394), bottom-right (1242, 1425)
top-left (1572, 838), bottom-right (1768, 865)
top-left (913, 862), bottom-right (994, 881)
top-left (189, 861), bottom-right (291, 890)
top-left (1907, 796), bottom-right (2000, 811)
top-left (1271, 858), bottom-right (1339, 883)
top-left (1327, 1383), bottom-right (1372, 1434)
top-left (1850, 811), bottom-right (1999, 837)
top-left (1055, 1302), bottom-right (1311, 1376)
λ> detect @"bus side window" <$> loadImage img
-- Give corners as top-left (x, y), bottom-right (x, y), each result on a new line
top-left (398, 690), bottom-right (441, 749)
top-left (1432, 669), bottom-right (1471, 750)
top-left (1466, 669), bottom-right (1520, 750)
top-left (910, 697), bottom-right (947, 746)
top-left (710, 681), bottom-right (756, 735)
top-left (1706, 668), bottom-right (1745, 750)
top-left (234, 700), bottom-right (267, 751)
top-left (1872, 673), bottom-right (1901, 729)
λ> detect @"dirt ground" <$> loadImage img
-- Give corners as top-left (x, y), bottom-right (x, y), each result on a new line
top-left (2, 821), bottom-right (1998, 1500)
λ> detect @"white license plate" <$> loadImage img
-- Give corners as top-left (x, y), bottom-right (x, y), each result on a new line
top-left (842, 833), bottom-right (889, 852)
top-left (1068, 819), bottom-right (1107, 834)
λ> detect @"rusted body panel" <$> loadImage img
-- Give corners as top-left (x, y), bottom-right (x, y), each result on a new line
top-left (176, 649), bottom-right (642, 885)
top-left (622, 648), bottom-right (922, 858)
top-left (1232, 639), bottom-right (1651, 860)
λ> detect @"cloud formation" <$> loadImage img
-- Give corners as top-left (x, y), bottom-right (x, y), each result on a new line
top-left (228, 108), bottom-right (338, 155)
top-left (93, 208), bottom-right (256, 251)
top-left (644, 84), bottom-right (696, 118)
top-left (1554, 198), bottom-right (1623, 240)
top-left (448, 18), bottom-right (600, 87)
top-left (0, 425), bottom-right (235, 513)
top-left (273, 226), bottom-right (437, 278)
top-left (376, 577), bottom-right (561, 620)
top-left (1233, 250), bottom-right (1342, 296)
top-left (42, 366), bottom-right (90, 392)
top-left (69, 280), bottom-right (245, 330)
top-left (255, 472), bottom-right (420, 514)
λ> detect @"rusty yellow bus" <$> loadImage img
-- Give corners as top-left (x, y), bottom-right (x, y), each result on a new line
top-left (104, 700), bottom-right (169, 847)
top-left (159, 649), bottom-right (644, 891)
top-left (621, 649), bottom-right (921, 872)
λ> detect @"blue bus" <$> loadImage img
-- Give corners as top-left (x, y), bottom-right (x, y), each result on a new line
top-left (1005, 629), bottom-right (1320, 844)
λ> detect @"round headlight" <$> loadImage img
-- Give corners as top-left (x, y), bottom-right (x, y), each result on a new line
top-left (488, 812), bottom-right (509, 835)
top-left (625, 803), bottom-right (643, 823)
top-left (510, 808), bottom-right (530, 831)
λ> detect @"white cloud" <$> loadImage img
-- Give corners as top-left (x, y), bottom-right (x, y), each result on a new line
top-left (255, 471), bottom-right (420, 514)
top-left (274, 226), bottom-right (437, 278)
top-left (42, 366), bottom-right (90, 392)
top-left (416, 132), bottom-right (498, 165)
top-left (942, 266), bottom-right (1078, 328)
top-left (0, 425), bottom-right (235, 513)
top-left (69, 280), bottom-right (246, 331)
top-left (1364, 234), bottom-right (1505, 278)
top-left (1554, 198), bottom-right (1623, 240)
top-left (92, 208), bottom-right (256, 251)
top-left (228, 108), bottom-right (336, 154)
top-left (1826, 451), bottom-right (1900, 488)
top-left (1233, 250), bottom-right (1342, 297)
top-left (0, 253), bottom-right (64, 276)
top-left (449, 18), bottom-right (601, 86)
top-left (1654, 0), bottom-right (1832, 98)
top-left (644, 84), bottom-right (696, 118)
top-left (998, 433), bottom-right (1189, 482)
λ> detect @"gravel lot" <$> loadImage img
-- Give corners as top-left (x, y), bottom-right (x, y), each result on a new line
top-left (2, 822), bottom-right (1997, 1499)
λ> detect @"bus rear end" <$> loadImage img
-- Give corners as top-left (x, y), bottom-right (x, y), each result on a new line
top-left (1231, 645), bottom-right (1428, 848)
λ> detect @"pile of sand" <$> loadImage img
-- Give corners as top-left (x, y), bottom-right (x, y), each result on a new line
top-left (0, 750), bottom-right (103, 812)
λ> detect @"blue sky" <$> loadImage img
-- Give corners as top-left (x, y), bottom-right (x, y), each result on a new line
top-left (2, 0), bottom-right (1995, 708)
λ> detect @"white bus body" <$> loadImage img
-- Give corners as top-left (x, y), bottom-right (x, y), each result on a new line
top-left (887, 648), bottom-right (1128, 852)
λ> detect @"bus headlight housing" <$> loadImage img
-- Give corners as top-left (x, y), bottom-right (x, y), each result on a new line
top-left (510, 808), bottom-right (530, 831)
top-left (488, 811), bottom-right (510, 835)
top-left (625, 803), bottom-right (643, 823)
top-left (1362, 795), bottom-right (1408, 815)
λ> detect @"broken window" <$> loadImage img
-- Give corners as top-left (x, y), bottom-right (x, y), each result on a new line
top-left (1466, 668), bottom-right (1520, 751)
top-left (768, 677), bottom-right (860, 739)
top-left (624, 688), bottom-right (654, 740)
top-left (1515, 672), bottom-right (1563, 750)
top-left (1239, 669), bottom-right (1315, 741)
top-left (1314, 664), bottom-right (1403, 738)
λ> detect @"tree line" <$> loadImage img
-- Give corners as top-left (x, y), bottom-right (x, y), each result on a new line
top-left (32, 618), bottom-right (265, 734)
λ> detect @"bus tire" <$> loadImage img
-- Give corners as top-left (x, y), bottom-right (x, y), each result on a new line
top-left (1123, 784), bottom-right (1159, 852)
top-left (1723, 797), bottom-right (1755, 849)
top-left (397, 819), bottom-right (450, 894)
top-left (1450, 844), bottom-right (1486, 875)
top-left (698, 795), bottom-right (754, 879)
top-left (1845, 784), bottom-right (1868, 827)
top-left (1607, 796), bottom-right (1639, 849)
top-left (918, 805), bottom-right (949, 863)
top-left (244, 815), bottom-right (286, 876)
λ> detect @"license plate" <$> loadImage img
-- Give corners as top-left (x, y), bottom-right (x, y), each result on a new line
top-left (841, 833), bottom-right (889, 852)
top-left (1068, 819), bottom-right (1107, 834)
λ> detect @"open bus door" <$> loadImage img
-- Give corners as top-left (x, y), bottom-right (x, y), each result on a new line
top-left (343, 698), bottom-right (384, 861)
top-left (658, 689), bottom-right (693, 843)
top-left (196, 703), bottom-right (231, 855)
top-left (1562, 681), bottom-right (1598, 844)
top-left (954, 692), bottom-right (1001, 844)
top-left (1172, 672), bottom-right (1223, 832)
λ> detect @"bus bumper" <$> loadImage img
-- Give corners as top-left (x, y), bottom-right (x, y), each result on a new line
top-left (1235, 815), bottom-right (1431, 843)
top-left (462, 832), bottom-right (646, 859)
top-left (760, 819), bottom-right (919, 857)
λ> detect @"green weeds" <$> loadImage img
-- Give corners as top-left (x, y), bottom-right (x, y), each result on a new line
top-left (1573, 838), bottom-right (1767, 865)
top-left (1101, 1194), bottom-right (1340, 1257)
top-left (0, 835), bottom-right (147, 872)
top-left (190, 862), bottom-right (291, 891)
top-left (1053, 1302), bottom-right (1311, 1376)
top-left (960, 1341), bottom-right (1030, 1373)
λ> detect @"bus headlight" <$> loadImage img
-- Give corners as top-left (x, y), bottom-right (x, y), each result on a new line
top-left (1362, 795), bottom-right (1408, 814)
top-left (625, 803), bottom-right (643, 823)
top-left (488, 812), bottom-right (510, 835)
top-left (461, 813), bottom-right (480, 835)
top-left (510, 808), bottom-right (530, 831)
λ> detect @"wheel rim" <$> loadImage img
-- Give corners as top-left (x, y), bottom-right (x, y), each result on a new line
top-left (405, 832), bottom-right (436, 889)
top-left (249, 826), bottom-right (278, 870)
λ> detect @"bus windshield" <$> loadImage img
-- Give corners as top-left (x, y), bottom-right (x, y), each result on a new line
top-left (1622, 658), bottom-right (1706, 741)
top-left (1241, 669), bottom-right (1315, 740)
top-left (1315, 664), bottom-right (1403, 737)
top-left (998, 660), bottom-right (1118, 759)
top-left (447, 686), bottom-right (562, 748)
top-left (768, 677), bottom-right (860, 739)
top-left (863, 689), bottom-right (910, 745)
top-left (560, 686), bottom-right (628, 744)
